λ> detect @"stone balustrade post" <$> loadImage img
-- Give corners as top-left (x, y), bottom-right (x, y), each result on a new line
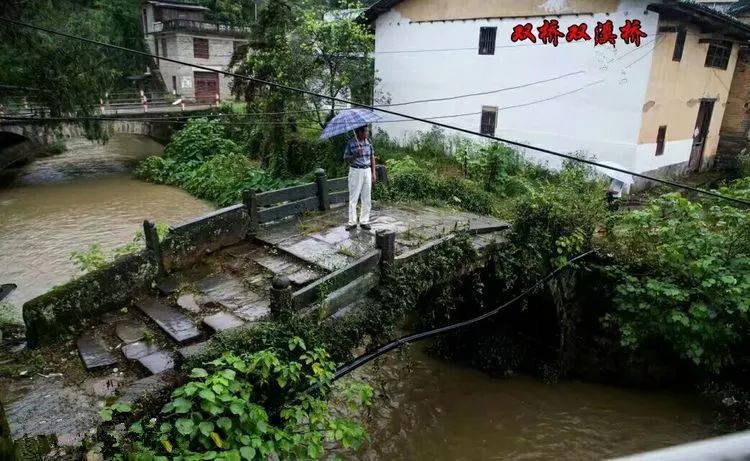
top-left (315, 168), bottom-right (330, 211)
top-left (243, 190), bottom-right (260, 234)
top-left (375, 229), bottom-right (396, 272)
top-left (143, 220), bottom-right (165, 276)
top-left (376, 164), bottom-right (388, 184)
top-left (269, 275), bottom-right (292, 315)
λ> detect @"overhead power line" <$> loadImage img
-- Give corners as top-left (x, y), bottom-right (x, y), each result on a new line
top-left (1, 16), bottom-right (748, 207)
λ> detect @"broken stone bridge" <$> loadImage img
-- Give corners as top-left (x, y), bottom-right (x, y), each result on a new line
top-left (5, 170), bottom-right (508, 447)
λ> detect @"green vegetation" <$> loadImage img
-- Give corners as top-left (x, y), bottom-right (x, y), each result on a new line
top-left (0, 0), bottom-right (147, 128)
top-left (136, 119), bottom-right (290, 206)
top-left (107, 338), bottom-right (372, 460)
top-left (603, 186), bottom-right (750, 373)
top-left (71, 223), bottom-right (169, 274)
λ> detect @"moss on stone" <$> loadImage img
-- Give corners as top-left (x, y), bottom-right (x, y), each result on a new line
top-left (23, 251), bottom-right (158, 347)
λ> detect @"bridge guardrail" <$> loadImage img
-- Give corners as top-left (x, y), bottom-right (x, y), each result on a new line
top-left (245, 167), bottom-right (388, 230)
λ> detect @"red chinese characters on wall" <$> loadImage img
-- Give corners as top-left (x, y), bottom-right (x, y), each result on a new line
top-left (537, 19), bottom-right (564, 47)
top-left (511, 18), bottom-right (647, 46)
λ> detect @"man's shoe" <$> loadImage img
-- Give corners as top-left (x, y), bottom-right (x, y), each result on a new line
top-left (345, 224), bottom-right (357, 231)
top-left (360, 223), bottom-right (372, 230)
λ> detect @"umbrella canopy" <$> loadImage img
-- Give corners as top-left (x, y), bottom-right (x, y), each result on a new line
top-left (320, 108), bottom-right (382, 140)
top-left (594, 160), bottom-right (634, 185)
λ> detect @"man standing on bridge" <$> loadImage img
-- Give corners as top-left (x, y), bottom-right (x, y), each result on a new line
top-left (319, 108), bottom-right (382, 231)
top-left (343, 125), bottom-right (376, 231)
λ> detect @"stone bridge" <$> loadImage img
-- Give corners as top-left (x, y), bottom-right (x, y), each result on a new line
top-left (7, 172), bottom-right (508, 448)
top-left (0, 115), bottom-right (187, 171)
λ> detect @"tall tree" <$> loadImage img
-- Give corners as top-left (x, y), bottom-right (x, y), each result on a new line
top-left (0, 0), bottom-right (149, 118)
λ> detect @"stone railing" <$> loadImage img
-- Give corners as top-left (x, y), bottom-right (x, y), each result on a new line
top-left (153, 20), bottom-right (251, 36)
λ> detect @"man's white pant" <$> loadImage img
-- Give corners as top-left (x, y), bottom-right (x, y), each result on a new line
top-left (348, 167), bottom-right (371, 226)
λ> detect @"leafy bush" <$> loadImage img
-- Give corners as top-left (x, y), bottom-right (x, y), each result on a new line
top-left (602, 193), bottom-right (750, 373)
top-left (179, 154), bottom-right (288, 206)
top-left (375, 164), bottom-right (496, 216)
top-left (507, 161), bottom-right (607, 278)
top-left (115, 338), bottom-right (372, 460)
top-left (136, 118), bottom-right (290, 206)
top-left (163, 118), bottom-right (238, 163)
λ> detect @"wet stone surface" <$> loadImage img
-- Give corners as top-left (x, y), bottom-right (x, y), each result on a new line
top-left (138, 351), bottom-right (175, 375)
top-left (77, 332), bottom-right (116, 371)
top-left (136, 298), bottom-right (201, 344)
top-left (197, 273), bottom-right (264, 311)
top-left (115, 320), bottom-right (146, 344)
top-left (176, 294), bottom-right (201, 313)
top-left (234, 299), bottom-right (271, 322)
top-left (278, 236), bottom-right (353, 272)
top-left (202, 312), bottom-right (245, 332)
top-left (122, 341), bottom-right (161, 361)
top-left (83, 376), bottom-right (126, 398)
top-left (116, 371), bottom-right (176, 405)
top-left (6, 378), bottom-right (100, 445)
top-left (178, 341), bottom-right (209, 360)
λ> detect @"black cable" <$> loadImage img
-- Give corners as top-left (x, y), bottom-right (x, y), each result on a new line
top-left (1, 17), bottom-right (748, 207)
top-left (330, 250), bottom-right (594, 382)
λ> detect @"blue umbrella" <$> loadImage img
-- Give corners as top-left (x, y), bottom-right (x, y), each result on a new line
top-left (320, 108), bottom-right (382, 140)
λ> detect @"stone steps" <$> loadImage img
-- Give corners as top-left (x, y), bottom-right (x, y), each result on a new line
top-left (135, 297), bottom-right (202, 344)
top-left (196, 273), bottom-right (270, 322)
top-left (77, 331), bottom-right (117, 371)
top-left (225, 243), bottom-right (325, 287)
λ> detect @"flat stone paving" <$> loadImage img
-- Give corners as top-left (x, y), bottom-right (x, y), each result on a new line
top-left (256, 204), bottom-right (508, 272)
top-left (77, 332), bottom-right (117, 371)
top-left (203, 312), bottom-right (245, 332)
top-left (136, 298), bottom-right (201, 344)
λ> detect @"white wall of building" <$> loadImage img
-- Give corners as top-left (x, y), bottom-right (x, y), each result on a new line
top-left (373, 0), bottom-right (658, 171)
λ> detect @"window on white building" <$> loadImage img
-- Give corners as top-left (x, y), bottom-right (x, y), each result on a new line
top-left (193, 38), bottom-right (209, 59)
top-left (655, 126), bottom-right (667, 156)
top-left (673, 27), bottom-right (686, 62)
top-left (480, 106), bottom-right (498, 135)
top-left (478, 27), bottom-right (497, 55)
top-left (704, 40), bottom-right (732, 69)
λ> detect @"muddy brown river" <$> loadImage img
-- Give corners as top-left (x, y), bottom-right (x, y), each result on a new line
top-left (0, 135), bottom-right (717, 459)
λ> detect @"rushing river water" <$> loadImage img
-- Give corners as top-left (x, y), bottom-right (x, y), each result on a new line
top-left (0, 135), bottom-right (214, 319)
top-left (0, 135), bottom-right (718, 459)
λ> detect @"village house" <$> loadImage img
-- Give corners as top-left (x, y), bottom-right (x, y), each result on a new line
top-left (717, 1), bottom-right (750, 165)
top-left (140, 0), bottom-right (250, 102)
top-left (366, 0), bottom-right (750, 184)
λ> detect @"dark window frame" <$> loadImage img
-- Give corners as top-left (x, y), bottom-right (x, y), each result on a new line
top-left (705, 40), bottom-right (732, 70)
top-left (478, 27), bottom-right (497, 55)
top-left (655, 125), bottom-right (667, 156)
top-left (673, 27), bottom-right (686, 62)
top-left (193, 37), bottom-right (209, 59)
top-left (161, 38), bottom-right (168, 58)
top-left (480, 106), bottom-right (498, 135)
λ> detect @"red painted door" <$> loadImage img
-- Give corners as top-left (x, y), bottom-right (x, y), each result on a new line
top-left (194, 72), bottom-right (219, 103)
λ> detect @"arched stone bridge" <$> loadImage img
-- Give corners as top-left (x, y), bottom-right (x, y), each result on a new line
top-left (0, 115), bottom-right (184, 171)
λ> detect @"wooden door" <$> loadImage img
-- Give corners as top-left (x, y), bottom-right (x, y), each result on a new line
top-left (194, 72), bottom-right (219, 103)
top-left (689, 100), bottom-right (714, 172)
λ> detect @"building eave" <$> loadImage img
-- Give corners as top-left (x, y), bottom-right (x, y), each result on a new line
top-left (146, 1), bottom-right (210, 12)
top-left (364, 0), bottom-right (404, 23)
top-left (647, 1), bottom-right (750, 40)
